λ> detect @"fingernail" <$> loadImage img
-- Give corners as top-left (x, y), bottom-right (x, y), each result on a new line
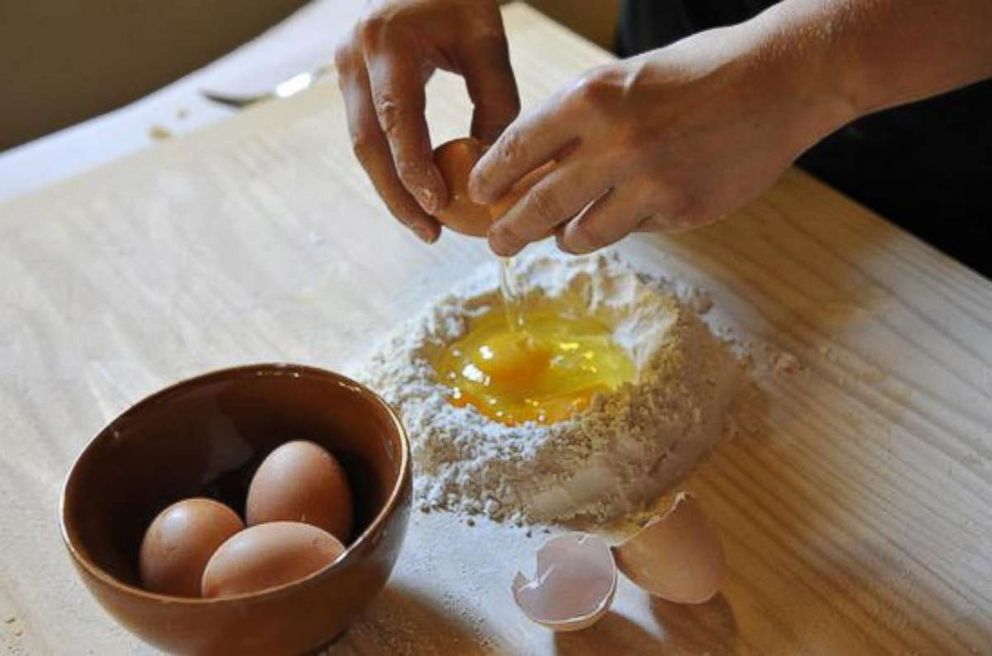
top-left (555, 233), bottom-right (577, 255)
top-left (561, 230), bottom-right (595, 255)
top-left (566, 239), bottom-right (594, 255)
top-left (488, 225), bottom-right (521, 256)
top-left (414, 187), bottom-right (439, 214)
top-left (467, 175), bottom-right (492, 205)
top-left (412, 224), bottom-right (436, 244)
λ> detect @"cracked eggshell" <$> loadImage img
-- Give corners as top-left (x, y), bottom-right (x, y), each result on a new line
top-left (613, 492), bottom-right (725, 604)
top-left (433, 138), bottom-right (492, 237)
top-left (512, 532), bottom-right (617, 632)
top-left (433, 137), bottom-right (556, 237)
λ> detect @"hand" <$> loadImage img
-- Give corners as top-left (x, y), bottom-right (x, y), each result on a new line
top-left (469, 25), bottom-right (854, 256)
top-left (335, 0), bottom-right (519, 243)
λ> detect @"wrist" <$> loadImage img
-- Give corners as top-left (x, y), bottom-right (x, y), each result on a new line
top-left (735, 7), bottom-right (862, 153)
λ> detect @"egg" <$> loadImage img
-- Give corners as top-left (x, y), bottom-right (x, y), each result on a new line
top-left (612, 492), bottom-right (725, 604)
top-left (139, 497), bottom-right (243, 597)
top-left (433, 301), bottom-right (636, 426)
top-left (433, 138), bottom-right (492, 236)
top-left (201, 521), bottom-right (345, 598)
top-left (512, 533), bottom-right (617, 631)
top-left (246, 440), bottom-right (354, 542)
top-left (432, 137), bottom-right (556, 237)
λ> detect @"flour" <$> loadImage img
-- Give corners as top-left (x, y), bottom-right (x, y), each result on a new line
top-left (352, 251), bottom-right (747, 524)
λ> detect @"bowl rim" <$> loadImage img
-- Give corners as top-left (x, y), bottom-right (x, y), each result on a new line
top-left (59, 362), bottom-right (411, 605)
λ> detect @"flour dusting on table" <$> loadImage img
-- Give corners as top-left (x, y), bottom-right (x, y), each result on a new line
top-left (353, 252), bottom-right (747, 524)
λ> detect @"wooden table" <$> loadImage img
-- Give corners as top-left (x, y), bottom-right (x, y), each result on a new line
top-left (1, 4), bottom-right (989, 654)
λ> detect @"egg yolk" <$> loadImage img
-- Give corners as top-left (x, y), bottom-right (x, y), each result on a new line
top-left (433, 300), bottom-right (636, 426)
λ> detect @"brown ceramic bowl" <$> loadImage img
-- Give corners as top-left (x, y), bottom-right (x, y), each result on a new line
top-left (60, 364), bottom-right (411, 655)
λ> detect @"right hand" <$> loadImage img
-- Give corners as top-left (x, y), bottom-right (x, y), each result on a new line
top-left (335, 0), bottom-right (520, 243)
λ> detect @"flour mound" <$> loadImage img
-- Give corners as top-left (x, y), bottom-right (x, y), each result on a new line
top-left (353, 253), bottom-right (746, 524)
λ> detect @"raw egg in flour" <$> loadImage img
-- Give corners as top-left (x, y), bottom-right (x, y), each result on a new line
top-left (433, 299), bottom-right (636, 426)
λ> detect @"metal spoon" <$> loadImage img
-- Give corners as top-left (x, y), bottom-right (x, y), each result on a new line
top-left (200, 63), bottom-right (334, 109)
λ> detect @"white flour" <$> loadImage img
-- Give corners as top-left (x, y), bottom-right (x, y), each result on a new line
top-left (353, 252), bottom-right (747, 524)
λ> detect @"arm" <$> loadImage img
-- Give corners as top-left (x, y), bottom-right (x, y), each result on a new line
top-left (472, 0), bottom-right (992, 256)
top-left (771, 0), bottom-right (992, 115)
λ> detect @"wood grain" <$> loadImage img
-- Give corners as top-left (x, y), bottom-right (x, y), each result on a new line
top-left (1, 4), bottom-right (990, 654)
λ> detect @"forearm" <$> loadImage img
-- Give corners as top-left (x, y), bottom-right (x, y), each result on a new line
top-left (748, 0), bottom-right (992, 120)
top-left (472, 0), bottom-right (992, 255)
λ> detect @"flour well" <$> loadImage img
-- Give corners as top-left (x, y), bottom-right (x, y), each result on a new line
top-left (354, 252), bottom-right (747, 523)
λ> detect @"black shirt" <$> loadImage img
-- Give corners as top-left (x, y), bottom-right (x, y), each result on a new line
top-left (618, 0), bottom-right (992, 278)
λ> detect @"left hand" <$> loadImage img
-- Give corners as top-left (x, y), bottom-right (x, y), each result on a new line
top-left (334, 0), bottom-right (518, 243)
top-left (469, 26), bottom-right (853, 256)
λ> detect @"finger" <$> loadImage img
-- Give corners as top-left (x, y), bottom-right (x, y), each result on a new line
top-left (459, 36), bottom-right (520, 144)
top-left (636, 212), bottom-right (719, 233)
top-left (487, 161), bottom-right (609, 257)
top-left (362, 33), bottom-right (447, 214)
top-left (634, 186), bottom-right (717, 234)
top-left (468, 91), bottom-right (577, 204)
top-left (558, 186), bottom-right (648, 254)
top-left (338, 48), bottom-right (441, 242)
top-left (635, 215), bottom-right (687, 233)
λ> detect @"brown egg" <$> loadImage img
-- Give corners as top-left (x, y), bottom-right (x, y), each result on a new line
top-left (201, 521), bottom-right (345, 598)
top-left (139, 497), bottom-right (243, 597)
top-left (434, 138), bottom-right (491, 236)
top-left (246, 440), bottom-right (354, 543)
top-left (432, 137), bottom-right (556, 236)
top-left (612, 492), bottom-right (725, 604)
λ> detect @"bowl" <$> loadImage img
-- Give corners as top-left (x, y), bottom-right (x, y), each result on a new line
top-left (60, 364), bottom-right (411, 655)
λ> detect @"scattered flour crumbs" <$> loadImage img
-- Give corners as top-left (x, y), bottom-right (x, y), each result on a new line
top-left (353, 253), bottom-right (749, 524)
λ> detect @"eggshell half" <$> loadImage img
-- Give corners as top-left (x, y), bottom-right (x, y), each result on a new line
top-left (139, 497), bottom-right (243, 597)
top-left (201, 521), bottom-right (345, 598)
top-left (246, 440), bottom-right (354, 543)
top-left (612, 492), bottom-right (725, 604)
top-left (512, 532), bottom-right (617, 632)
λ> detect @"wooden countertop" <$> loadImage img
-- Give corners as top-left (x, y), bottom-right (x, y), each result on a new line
top-left (1, 4), bottom-right (989, 654)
